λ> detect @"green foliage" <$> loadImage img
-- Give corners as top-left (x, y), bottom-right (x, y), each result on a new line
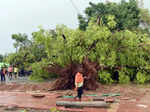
top-left (78, 14), bottom-right (88, 31)
top-left (135, 70), bottom-right (150, 84)
top-left (119, 71), bottom-right (130, 84)
top-left (29, 59), bottom-right (58, 81)
top-left (78, 0), bottom-right (140, 30)
top-left (6, 32), bottom-right (47, 69)
top-left (106, 15), bottom-right (117, 29)
top-left (32, 25), bottom-right (86, 66)
top-left (98, 71), bottom-right (113, 84)
top-left (12, 33), bottom-right (31, 51)
top-left (136, 71), bottom-right (147, 84)
top-left (20, 110), bottom-right (27, 112)
top-left (6, 8), bottom-right (150, 84)
top-left (18, 20), bottom-right (150, 83)
top-left (0, 54), bottom-right (3, 62)
top-left (50, 107), bottom-right (60, 112)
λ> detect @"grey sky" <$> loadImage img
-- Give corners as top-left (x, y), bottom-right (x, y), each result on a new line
top-left (0, 0), bottom-right (150, 55)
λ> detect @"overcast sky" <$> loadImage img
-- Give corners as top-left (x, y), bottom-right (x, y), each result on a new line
top-left (0, 0), bottom-right (150, 55)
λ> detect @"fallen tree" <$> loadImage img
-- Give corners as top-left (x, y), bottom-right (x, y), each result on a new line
top-left (31, 19), bottom-right (150, 89)
top-left (56, 101), bottom-right (109, 108)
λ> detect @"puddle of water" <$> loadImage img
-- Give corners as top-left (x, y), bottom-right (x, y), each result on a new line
top-left (137, 104), bottom-right (148, 108)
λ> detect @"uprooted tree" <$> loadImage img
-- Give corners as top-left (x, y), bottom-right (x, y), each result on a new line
top-left (29, 17), bottom-right (150, 90)
top-left (4, 1), bottom-right (150, 90)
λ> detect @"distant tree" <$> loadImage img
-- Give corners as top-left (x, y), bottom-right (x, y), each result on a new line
top-left (0, 54), bottom-right (3, 62)
top-left (78, 0), bottom-right (140, 30)
top-left (139, 8), bottom-right (150, 29)
top-left (6, 31), bottom-right (48, 69)
top-left (11, 33), bottom-right (31, 51)
top-left (78, 14), bottom-right (88, 31)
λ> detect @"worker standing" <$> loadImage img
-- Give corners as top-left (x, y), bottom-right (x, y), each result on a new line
top-left (74, 68), bottom-right (87, 101)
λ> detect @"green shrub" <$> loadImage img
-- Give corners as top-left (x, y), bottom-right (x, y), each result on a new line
top-left (29, 59), bottom-right (58, 81)
top-left (146, 75), bottom-right (150, 82)
top-left (98, 71), bottom-right (113, 84)
top-left (119, 71), bottom-right (130, 84)
top-left (136, 72), bottom-right (147, 84)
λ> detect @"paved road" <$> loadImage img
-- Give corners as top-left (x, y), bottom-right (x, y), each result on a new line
top-left (3, 75), bottom-right (31, 84)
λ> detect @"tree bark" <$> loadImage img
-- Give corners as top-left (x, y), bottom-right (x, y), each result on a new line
top-left (56, 101), bottom-right (109, 108)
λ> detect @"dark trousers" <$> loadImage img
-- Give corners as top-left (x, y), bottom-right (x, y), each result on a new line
top-left (1, 74), bottom-right (5, 82)
top-left (8, 72), bottom-right (12, 80)
top-left (76, 87), bottom-right (83, 99)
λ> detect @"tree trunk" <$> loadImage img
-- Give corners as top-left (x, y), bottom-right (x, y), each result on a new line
top-left (56, 101), bottom-right (109, 108)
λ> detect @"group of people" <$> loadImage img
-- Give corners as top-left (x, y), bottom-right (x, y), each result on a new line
top-left (0, 66), bottom-right (18, 82)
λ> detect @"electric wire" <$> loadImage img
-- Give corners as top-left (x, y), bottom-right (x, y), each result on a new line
top-left (69, 0), bottom-right (80, 14)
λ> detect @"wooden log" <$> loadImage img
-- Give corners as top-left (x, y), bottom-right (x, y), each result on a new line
top-left (56, 101), bottom-right (109, 108)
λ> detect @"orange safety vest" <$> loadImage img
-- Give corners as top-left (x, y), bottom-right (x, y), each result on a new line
top-left (75, 72), bottom-right (84, 83)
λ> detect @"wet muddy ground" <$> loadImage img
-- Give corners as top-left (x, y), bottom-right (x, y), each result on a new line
top-left (0, 107), bottom-right (50, 112)
top-left (0, 76), bottom-right (150, 112)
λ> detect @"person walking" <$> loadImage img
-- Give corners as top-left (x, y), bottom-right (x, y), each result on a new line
top-left (8, 66), bottom-right (13, 80)
top-left (14, 66), bottom-right (18, 79)
top-left (1, 67), bottom-right (6, 82)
